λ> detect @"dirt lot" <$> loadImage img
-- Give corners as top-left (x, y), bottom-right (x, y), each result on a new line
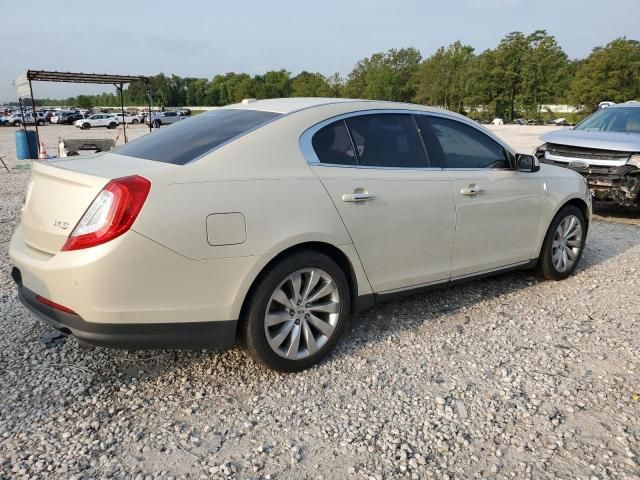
top-left (0, 124), bottom-right (638, 479)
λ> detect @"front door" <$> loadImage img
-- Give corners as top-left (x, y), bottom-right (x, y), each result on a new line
top-left (307, 113), bottom-right (456, 293)
top-left (418, 114), bottom-right (542, 278)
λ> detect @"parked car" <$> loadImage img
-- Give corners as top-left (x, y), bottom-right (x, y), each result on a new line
top-left (536, 102), bottom-right (640, 206)
top-left (114, 113), bottom-right (140, 124)
top-left (147, 110), bottom-right (187, 127)
top-left (8, 111), bottom-right (46, 126)
top-left (74, 114), bottom-right (119, 129)
top-left (10, 98), bottom-right (591, 372)
top-left (61, 112), bottom-right (86, 125)
top-left (50, 112), bottom-right (68, 124)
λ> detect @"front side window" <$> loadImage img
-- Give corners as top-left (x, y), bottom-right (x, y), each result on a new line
top-left (311, 120), bottom-right (357, 166)
top-left (114, 108), bottom-right (281, 165)
top-left (346, 114), bottom-right (428, 168)
top-left (420, 116), bottom-right (508, 169)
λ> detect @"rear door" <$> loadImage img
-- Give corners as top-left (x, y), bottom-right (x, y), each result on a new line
top-left (418, 114), bottom-right (542, 278)
top-left (306, 112), bottom-right (455, 293)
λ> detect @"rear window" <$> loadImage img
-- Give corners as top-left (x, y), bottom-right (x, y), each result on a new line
top-left (114, 109), bottom-right (281, 165)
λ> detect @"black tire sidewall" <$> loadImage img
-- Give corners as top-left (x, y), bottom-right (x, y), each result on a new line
top-left (538, 205), bottom-right (586, 280)
top-left (244, 250), bottom-right (351, 372)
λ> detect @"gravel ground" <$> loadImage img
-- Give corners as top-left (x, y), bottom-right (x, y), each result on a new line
top-left (0, 124), bottom-right (639, 479)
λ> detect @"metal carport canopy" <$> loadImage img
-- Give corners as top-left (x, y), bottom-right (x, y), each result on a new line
top-left (17, 69), bottom-right (153, 149)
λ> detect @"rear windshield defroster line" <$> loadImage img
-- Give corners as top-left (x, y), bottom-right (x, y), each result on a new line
top-left (114, 109), bottom-right (282, 165)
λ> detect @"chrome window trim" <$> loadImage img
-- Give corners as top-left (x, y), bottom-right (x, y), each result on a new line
top-left (299, 108), bottom-right (517, 171)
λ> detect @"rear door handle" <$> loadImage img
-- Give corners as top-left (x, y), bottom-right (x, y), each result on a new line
top-left (342, 193), bottom-right (375, 202)
top-left (460, 186), bottom-right (484, 196)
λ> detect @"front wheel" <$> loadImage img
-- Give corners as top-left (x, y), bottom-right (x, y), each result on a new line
top-left (537, 205), bottom-right (586, 280)
top-left (81, 123), bottom-right (90, 130)
top-left (37, 119), bottom-right (45, 126)
top-left (131, 119), bottom-right (139, 124)
top-left (13, 121), bottom-right (21, 127)
top-left (243, 250), bottom-right (350, 372)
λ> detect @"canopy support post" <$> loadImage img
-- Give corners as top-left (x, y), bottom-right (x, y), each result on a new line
top-left (28, 78), bottom-right (40, 156)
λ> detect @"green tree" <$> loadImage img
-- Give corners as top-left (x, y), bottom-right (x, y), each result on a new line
top-left (569, 38), bottom-right (640, 111)
top-left (413, 41), bottom-right (475, 112)
top-left (520, 30), bottom-right (569, 117)
top-left (291, 71), bottom-right (333, 97)
top-left (255, 70), bottom-right (291, 99)
top-left (344, 48), bottom-right (422, 102)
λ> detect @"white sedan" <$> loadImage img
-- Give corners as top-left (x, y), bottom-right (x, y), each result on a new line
top-left (10, 98), bottom-right (591, 371)
top-left (74, 114), bottom-right (119, 129)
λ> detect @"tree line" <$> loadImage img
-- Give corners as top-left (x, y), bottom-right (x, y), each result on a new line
top-left (38, 31), bottom-right (640, 121)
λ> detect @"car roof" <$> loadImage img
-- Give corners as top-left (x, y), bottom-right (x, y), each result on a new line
top-left (608, 102), bottom-right (640, 109)
top-left (221, 97), bottom-right (450, 115)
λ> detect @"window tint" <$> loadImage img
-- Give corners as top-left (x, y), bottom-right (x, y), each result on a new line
top-left (420, 116), bottom-right (508, 169)
top-left (311, 120), bottom-right (357, 166)
top-left (346, 114), bottom-right (428, 168)
top-left (114, 109), bottom-right (281, 165)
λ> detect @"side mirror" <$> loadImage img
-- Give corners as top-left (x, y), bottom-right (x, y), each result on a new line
top-left (515, 153), bottom-right (540, 172)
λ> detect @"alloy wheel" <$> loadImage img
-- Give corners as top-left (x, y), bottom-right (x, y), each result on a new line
top-left (264, 268), bottom-right (341, 360)
top-left (551, 214), bottom-right (583, 273)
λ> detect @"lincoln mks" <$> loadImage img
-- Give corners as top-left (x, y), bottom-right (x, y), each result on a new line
top-left (10, 98), bottom-right (591, 371)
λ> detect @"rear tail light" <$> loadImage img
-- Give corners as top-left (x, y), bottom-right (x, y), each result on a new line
top-left (36, 295), bottom-right (77, 314)
top-left (62, 175), bottom-right (151, 251)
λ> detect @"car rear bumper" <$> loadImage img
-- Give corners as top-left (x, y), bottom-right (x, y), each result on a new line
top-left (13, 267), bottom-right (237, 349)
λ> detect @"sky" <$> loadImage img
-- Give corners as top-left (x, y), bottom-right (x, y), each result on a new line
top-left (1, 0), bottom-right (639, 102)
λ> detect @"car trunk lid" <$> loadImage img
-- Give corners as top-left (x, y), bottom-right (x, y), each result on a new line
top-left (21, 153), bottom-right (176, 253)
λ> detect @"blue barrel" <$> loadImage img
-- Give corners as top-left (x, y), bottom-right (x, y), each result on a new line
top-left (15, 130), bottom-right (38, 160)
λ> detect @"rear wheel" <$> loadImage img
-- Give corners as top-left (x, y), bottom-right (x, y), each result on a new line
top-left (537, 205), bottom-right (586, 280)
top-left (37, 119), bottom-right (45, 126)
top-left (131, 118), bottom-right (139, 124)
top-left (13, 121), bottom-right (21, 127)
top-left (243, 250), bottom-right (350, 372)
top-left (108, 122), bottom-right (117, 129)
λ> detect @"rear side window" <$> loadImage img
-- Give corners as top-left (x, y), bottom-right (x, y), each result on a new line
top-left (312, 120), bottom-right (357, 166)
top-left (420, 116), bottom-right (508, 169)
top-left (346, 114), bottom-right (428, 168)
top-left (114, 109), bottom-right (281, 165)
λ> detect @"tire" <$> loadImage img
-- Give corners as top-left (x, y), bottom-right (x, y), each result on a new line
top-left (243, 249), bottom-right (351, 372)
top-left (13, 121), bottom-right (21, 127)
top-left (37, 120), bottom-right (45, 126)
top-left (536, 205), bottom-right (586, 280)
top-left (81, 123), bottom-right (90, 130)
top-left (153, 120), bottom-right (161, 128)
top-left (131, 119), bottom-right (139, 124)
top-left (108, 122), bottom-right (117, 129)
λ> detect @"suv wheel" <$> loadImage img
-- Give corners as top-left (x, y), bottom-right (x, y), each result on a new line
top-left (81, 123), bottom-right (90, 129)
top-left (37, 119), bottom-right (45, 126)
top-left (537, 205), bottom-right (586, 280)
top-left (108, 122), bottom-right (117, 129)
top-left (131, 118), bottom-right (139, 124)
top-left (13, 121), bottom-right (21, 127)
top-left (243, 250), bottom-right (350, 372)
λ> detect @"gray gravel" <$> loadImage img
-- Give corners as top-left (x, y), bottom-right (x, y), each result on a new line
top-left (1, 125), bottom-right (639, 479)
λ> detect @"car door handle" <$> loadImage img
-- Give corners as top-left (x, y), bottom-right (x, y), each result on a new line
top-left (342, 193), bottom-right (375, 202)
top-left (460, 186), bottom-right (484, 196)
